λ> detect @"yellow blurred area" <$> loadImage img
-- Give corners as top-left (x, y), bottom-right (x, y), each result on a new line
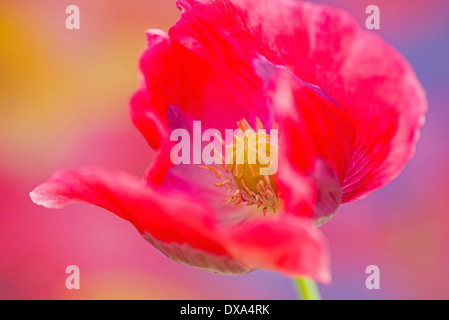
top-left (0, 0), bottom-right (178, 170)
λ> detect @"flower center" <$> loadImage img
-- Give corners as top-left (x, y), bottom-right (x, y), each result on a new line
top-left (200, 118), bottom-right (279, 215)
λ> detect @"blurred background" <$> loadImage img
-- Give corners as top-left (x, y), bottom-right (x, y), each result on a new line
top-left (0, 0), bottom-right (448, 299)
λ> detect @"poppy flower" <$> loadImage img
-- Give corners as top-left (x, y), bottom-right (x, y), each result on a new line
top-left (30, 0), bottom-right (427, 284)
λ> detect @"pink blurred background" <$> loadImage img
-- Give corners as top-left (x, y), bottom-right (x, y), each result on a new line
top-left (1, 0), bottom-right (448, 299)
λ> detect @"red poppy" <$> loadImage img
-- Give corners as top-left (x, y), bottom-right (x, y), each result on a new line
top-left (30, 0), bottom-right (427, 283)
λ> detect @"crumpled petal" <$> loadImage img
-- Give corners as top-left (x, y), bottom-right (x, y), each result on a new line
top-left (30, 167), bottom-right (249, 274)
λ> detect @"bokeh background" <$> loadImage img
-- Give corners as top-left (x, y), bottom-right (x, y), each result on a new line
top-left (1, 0), bottom-right (448, 300)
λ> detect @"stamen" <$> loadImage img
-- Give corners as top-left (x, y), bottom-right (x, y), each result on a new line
top-left (214, 179), bottom-right (231, 187)
top-left (200, 117), bottom-right (279, 215)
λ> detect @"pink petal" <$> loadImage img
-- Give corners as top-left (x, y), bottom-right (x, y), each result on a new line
top-left (130, 96), bottom-right (174, 186)
top-left (142, 232), bottom-right (250, 274)
top-left (222, 215), bottom-right (331, 283)
top-left (130, 30), bottom-right (172, 150)
top-left (136, 29), bottom-right (271, 136)
top-left (29, 167), bottom-right (252, 274)
top-left (269, 69), bottom-right (354, 222)
top-left (269, 69), bottom-right (355, 182)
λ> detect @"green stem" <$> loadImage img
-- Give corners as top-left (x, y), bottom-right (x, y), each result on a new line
top-left (293, 277), bottom-right (322, 300)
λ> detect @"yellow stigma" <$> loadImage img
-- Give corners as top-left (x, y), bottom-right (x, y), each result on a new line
top-left (200, 117), bottom-right (279, 215)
